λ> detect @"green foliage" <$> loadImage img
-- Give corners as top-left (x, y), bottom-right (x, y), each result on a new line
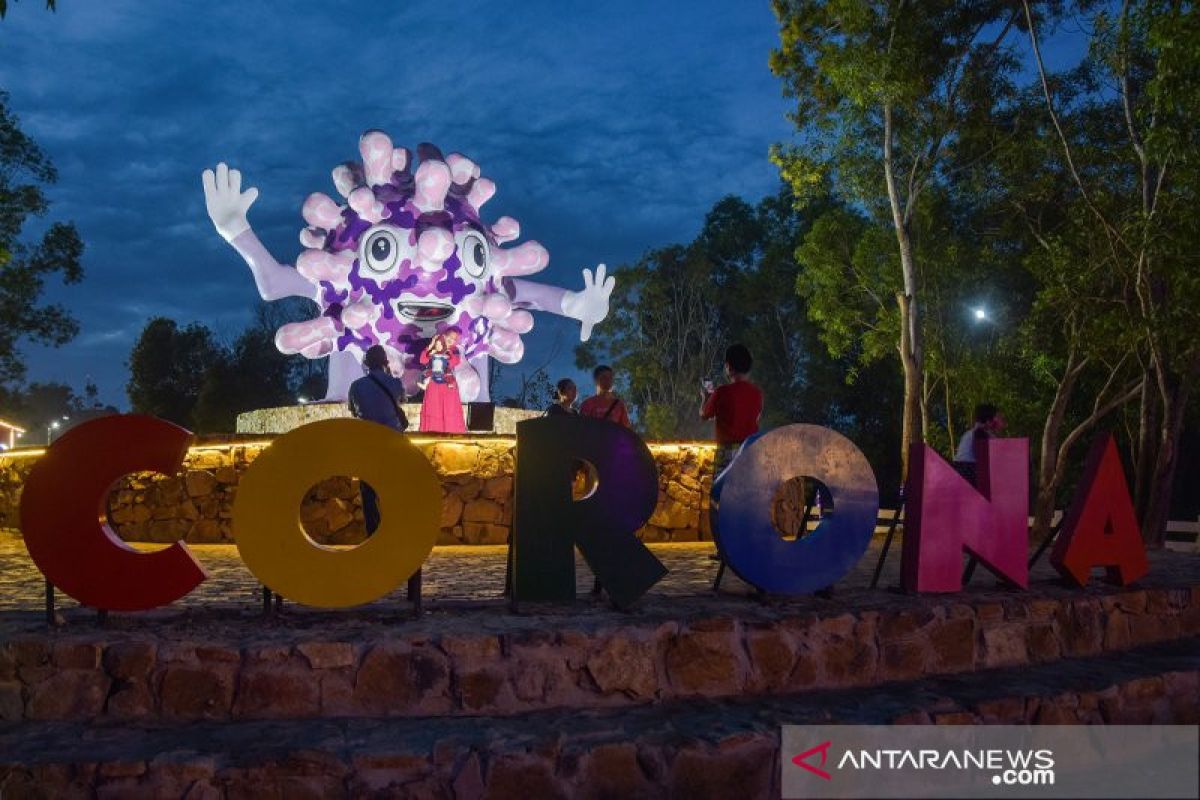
top-left (126, 318), bottom-right (225, 429)
top-left (578, 188), bottom-right (908, 500)
top-left (0, 91), bottom-right (84, 387)
top-left (576, 240), bottom-right (723, 439)
top-left (192, 324), bottom-right (294, 433)
top-left (128, 304), bottom-right (309, 433)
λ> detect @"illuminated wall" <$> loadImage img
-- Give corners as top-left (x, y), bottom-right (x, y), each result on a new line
top-left (0, 435), bottom-right (720, 546)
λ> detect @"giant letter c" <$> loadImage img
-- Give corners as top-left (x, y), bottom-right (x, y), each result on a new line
top-left (19, 415), bottom-right (208, 611)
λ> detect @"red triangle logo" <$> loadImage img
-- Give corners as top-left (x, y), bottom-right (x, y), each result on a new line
top-left (792, 740), bottom-right (833, 780)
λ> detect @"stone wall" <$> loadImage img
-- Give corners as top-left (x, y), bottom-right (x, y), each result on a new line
top-left (0, 436), bottom-right (717, 546)
top-left (235, 402), bottom-right (542, 435)
top-left (1, 586), bottom-right (1195, 724)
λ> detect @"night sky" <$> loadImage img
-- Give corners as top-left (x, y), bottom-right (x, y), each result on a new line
top-left (0, 1), bottom-right (794, 407)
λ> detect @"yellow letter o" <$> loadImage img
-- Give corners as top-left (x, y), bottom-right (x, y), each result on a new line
top-left (233, 419), bottom-right (440, 608)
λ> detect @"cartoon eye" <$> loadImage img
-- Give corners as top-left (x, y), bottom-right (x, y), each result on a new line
top-left (456, 230), bottom-right (489, 279)
top-left (360, 226), bottom-right (401, 274)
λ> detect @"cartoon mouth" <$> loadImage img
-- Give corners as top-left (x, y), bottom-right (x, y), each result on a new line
top-left (399, 303), bottom-right (453, 322)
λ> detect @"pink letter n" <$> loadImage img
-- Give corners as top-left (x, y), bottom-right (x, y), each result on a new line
top-left (901, 438), bottom-right (1029, 592)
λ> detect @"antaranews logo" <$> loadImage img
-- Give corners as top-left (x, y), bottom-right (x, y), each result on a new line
top-left (783, 724), bottom-right (1198, 800)
top-left (790, 741), bottom-right (1056, 787)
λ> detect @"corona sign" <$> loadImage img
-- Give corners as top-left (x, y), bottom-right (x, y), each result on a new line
top-left (17, 415), bottom-right (1150, 612)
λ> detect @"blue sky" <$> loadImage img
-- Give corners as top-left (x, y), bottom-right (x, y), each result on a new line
top-left (0, 0), bottom-right (795, 406)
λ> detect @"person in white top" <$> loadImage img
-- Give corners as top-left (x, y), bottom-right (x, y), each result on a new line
top-left (953, 403), bottom-right (1006, 484)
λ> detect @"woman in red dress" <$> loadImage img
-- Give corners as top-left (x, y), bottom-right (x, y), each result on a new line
top-left (418, 327), bottom-right (467, 433)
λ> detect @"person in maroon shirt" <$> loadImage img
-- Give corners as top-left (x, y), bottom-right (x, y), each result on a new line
top-left (579, 365), bottom-right (632, 428)
top-left (700, 344), bottom-right (763, 475)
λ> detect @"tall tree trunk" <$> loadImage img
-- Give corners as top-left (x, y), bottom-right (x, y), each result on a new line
top-left (944, 368), bottom-right (955, 453)
top-left (1031, 349), bottom-right (1081, 544)
top-left (1132, 374), bottom-right (1159, 520)
top-left (883, 103), bottom-right (924, 480)
top-left (1141, 353), bottom-right (1199, 546)
top-left (896, 293), bottom-right (922, 479)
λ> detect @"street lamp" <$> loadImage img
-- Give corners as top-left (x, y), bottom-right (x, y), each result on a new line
top-left (47, 420), bottom-right (61, 444)
top-left (972, 306), bottom-right (988, 322)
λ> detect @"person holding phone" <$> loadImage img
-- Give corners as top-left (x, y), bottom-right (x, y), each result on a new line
top-left (701, 344), bottom-right (763, 475)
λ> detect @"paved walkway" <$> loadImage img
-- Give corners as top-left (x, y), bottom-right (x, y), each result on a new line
top-left (3, 529), bottom-right (1197, 616)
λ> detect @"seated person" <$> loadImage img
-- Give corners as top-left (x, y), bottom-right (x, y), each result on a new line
top-left (953, 403), bottom-right (1006, 485)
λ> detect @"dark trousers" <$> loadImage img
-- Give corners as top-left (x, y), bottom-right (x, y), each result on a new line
top-left (361, 482), bottom-right (380, 536)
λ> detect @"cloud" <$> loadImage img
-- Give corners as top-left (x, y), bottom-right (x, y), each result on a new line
top-left (0, 0), bottom-right (794, 406)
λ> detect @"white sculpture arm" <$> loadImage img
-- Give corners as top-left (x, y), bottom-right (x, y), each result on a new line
top-left (508, 263), bottom-right (614, 342)
top-left (202, 163), bottom-right (317, 302)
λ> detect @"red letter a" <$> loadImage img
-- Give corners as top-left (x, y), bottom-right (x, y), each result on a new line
top-left (1050, 434), bottom-right (1148, 587)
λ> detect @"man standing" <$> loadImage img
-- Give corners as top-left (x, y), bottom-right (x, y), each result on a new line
top-left (347, 345), bottom-right (408, 535)
top-left (579, 365), bottom-right (631, 427)
top-left (545, 378), bottom-right (579, 417)
top-left (701, 344), bottom-right (763, 475)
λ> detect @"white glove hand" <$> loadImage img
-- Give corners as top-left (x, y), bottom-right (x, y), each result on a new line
top-left (561, 263), bottom-right (615, 342)
top-left (202, 162), bottom-right (259, 242)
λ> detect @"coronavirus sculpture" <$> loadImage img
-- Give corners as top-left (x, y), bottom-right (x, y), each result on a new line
top-left (202, 130), bottom-right (614, 402)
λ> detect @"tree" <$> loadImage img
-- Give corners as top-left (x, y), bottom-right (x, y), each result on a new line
top-left (1018, 0), bottom-right (1200, 544)
top-left (496, 366), bottom-right (554, 410)
top-left (700, 192), bottom-right (838, 430)
top-left (770, 0), bottom-right (1028, 475)
top-left (192, 323), bottom-right (294, 433)
top-left (577, 242), bottom-right (725, 439)
top-left (126, 318), bottom-right (225, 428)
top-left (0, 91), bottom-right (84, 388)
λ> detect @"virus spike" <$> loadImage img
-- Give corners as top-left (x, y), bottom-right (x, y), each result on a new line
top-left (466, 177), bottom-right (496, 210)
top-left (392, 147), bottom-right (411, 174)
top-left (348, 186), bottom-right (385, 223)
top-left (446, 153), bottom-right (480, 185)
top-left (417, 142), bottom-right (444, 162)
top-left (296, 249), bottom-right (354, 283)
top-left (332, 162), bottom-right (364, 198)
top-left (302, 192), bottom-right (344, 229)
top-left (413, 160), bottom-right (452, 213)
top-left (299, 339), bottom-right (334, 359)
top-left (491, 240), bottom-right (549, 277)
top-left (491, 216), bottom-right (520, 244)
top-left (498, 309), bottom-right (534, 334)
top-left (275, 316), bottom-right (337, 355)
top-left (359, 130), bottom-right (395, 186)
top-left (488, 328), bottom-right (524, 364)
top-left (299, 227), bottom-right (326, 249)
top-left (462, 294), bottom-right (486, 316)
top-left (417, 228), bottom-right (454, 271)
top-left (482, 292), bottom-right (512, 320)
top-left (340, 298), bottom-right (381, 329)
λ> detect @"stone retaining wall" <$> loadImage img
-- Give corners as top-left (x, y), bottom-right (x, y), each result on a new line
top-left (2, 668), bottom-right (1195, 799)
top-left (2, 587), bottom-right (1195, 724)
top-left (0, 437), bottom-right (719, 546)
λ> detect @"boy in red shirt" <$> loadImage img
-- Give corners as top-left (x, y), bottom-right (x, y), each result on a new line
top-left (579, 365), bottom-right (632, 428)
top-left (701, 344), bottom-right (763, 474)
